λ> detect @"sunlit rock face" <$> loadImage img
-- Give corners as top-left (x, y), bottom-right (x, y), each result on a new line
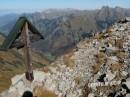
top-left (0, 37), bottom-right (97, 97)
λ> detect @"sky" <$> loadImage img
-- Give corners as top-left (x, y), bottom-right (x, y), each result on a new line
top-left (0, 0), bottom-right (130, 14)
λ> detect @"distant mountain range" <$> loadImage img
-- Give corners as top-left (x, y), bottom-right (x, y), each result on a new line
top-left (0, 13), bottom-right (18, 35)
top-left (0, 6), bottom-right (130, 56)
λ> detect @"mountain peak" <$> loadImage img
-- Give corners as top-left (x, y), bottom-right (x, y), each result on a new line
top-left (1, 17), bottom-right (130, 97)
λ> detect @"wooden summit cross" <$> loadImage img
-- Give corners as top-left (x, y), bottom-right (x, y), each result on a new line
top-left (0, 17), bottom-right (44, 81)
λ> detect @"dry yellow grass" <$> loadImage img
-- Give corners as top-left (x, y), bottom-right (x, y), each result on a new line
top-left (63, 52), bottom-right (75, 68)
top-left (92, 52), bottom-right (107, 74)
top-left (74, 76), bottom-right (81, 85)
top-left (0, 49), bottom-right (50, 93)
top-left (106, 27), bottom-right (113, 33)
top-left (33, 86), bottom-right (58, 97)
top-left (116, 51), bottom-right (128, 59)
top-left (92, 64), bottom-right (102, 74)
top-left (0, 47), bottom-right (24, 92)
top-left (0, 67), bottom-right (25, 92)
top-left (110, 63), bottom-right (123, 72)
top-left (108, 39), bottom-right (114, 46)
top-left (115, 39), bottom-right (124, 49)
top-left (95, 52), bottom-right (106, 64)
top-left (0, 33), bottom-right (51, 93)
top-left (0, 49), bottom-right (20, 62)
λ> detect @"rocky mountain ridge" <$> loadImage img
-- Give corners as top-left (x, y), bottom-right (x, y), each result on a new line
top-left (0, 6), bottom-right (130, 57)
top-left (1, 17), bottom-right (130, 97)
top-left (26, 6), bottom-right (130, 56)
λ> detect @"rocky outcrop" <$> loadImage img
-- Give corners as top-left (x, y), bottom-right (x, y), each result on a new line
top-left (85, 17), bottom-right (130, 97)
top-left (0, 37), bottom-right (98, 97)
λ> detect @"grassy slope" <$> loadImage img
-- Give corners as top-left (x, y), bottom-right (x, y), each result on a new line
top-left (0, 35), bottom-right (50, 92)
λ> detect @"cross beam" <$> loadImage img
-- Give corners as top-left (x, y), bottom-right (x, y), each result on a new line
top-left (22, 22), bottom-right (34, 81)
